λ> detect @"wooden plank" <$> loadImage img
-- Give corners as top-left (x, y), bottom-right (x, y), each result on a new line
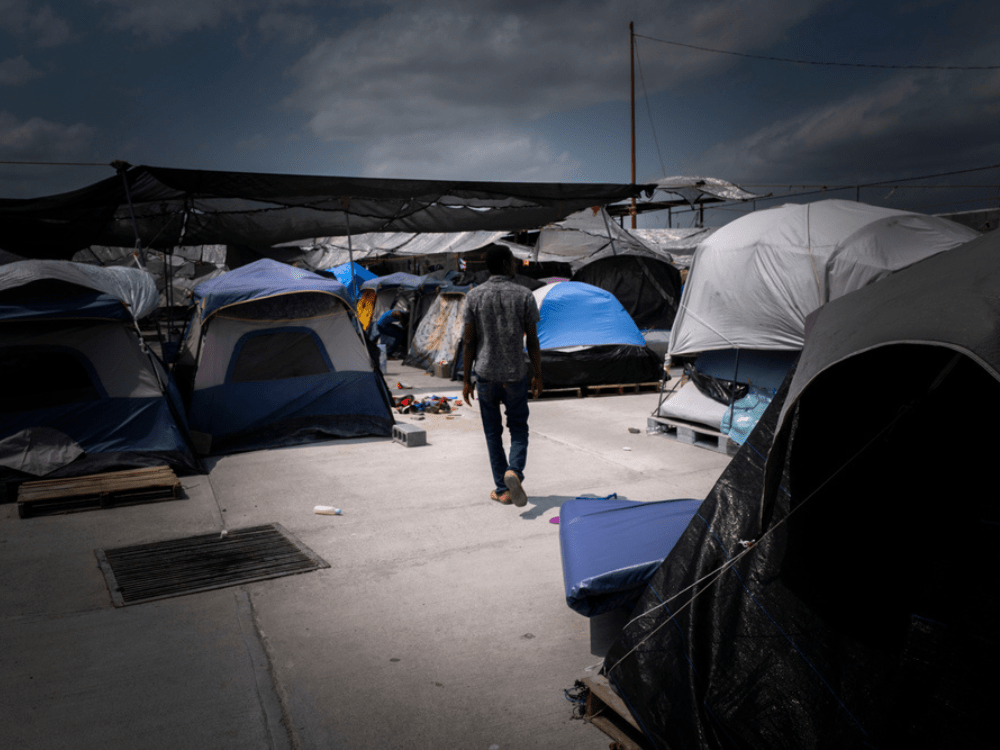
top-left (585, 381), bottom-right (661, 396)
top-left (531, 386), bottom-right (583, 400)
top-left (18, 466), bottom-right (178, 501)
top-left (533, 382), bottom-right (661, 400)
top-left (18, 466), bottom-right (181, 518)
top-left (581, 675), bottom-right (651, 750)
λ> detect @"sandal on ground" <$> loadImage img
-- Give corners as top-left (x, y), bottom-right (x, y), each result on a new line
top-left (490, 489), bottom-right (512, 505)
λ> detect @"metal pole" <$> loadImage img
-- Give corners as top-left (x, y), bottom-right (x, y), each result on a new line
top-left (341, 196), bottom-right (357, 302)
top-left (113, 161), bottom-right (145, 268)
top-left (630, 22), bottom-right (637, 230)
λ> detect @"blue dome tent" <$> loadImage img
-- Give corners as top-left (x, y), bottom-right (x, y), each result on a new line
top-left (0, 260), bottom-right (200, 484)
top-left (183, 259), bottom-right (394, 455)
top-left (531, 281), bottom-right (662, 388)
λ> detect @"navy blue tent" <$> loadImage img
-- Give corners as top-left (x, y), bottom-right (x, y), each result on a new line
top-left (0, 261), bottom-right (199, 483)
top-left (184, 259), bottom-right (393, 455)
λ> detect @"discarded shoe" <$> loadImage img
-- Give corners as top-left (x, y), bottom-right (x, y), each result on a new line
top-left (504, 470), bottom-right (527, 507)
top-left (490, 489), bottom-right (512, 505)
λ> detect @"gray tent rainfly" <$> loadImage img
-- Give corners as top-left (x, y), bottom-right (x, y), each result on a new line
top-left (604, 228), bottom-right (1000, 750)
top-left (534, 207), bottom-right (665, 269)
top-left (0, 165), bottom-right (655, 259)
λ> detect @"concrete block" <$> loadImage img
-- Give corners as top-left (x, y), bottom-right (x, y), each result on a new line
top-left (392, 423), bottom-right (426, 447)
top-left (646, 417), bottom-right (668, 435)
top-left (675, 426), bottom-right (698, 445)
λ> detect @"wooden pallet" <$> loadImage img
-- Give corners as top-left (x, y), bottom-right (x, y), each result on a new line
top-left (647, 416), bottom-right (740, 455)
top-left (17, 466), bottom-right (182, 518)
top-left (532, 382), bottom-right (664, 400)
top-left (585, 381), bottom-right (662, 396)
top-left (532, 386), bottom-right (584, 400)
top-left (581, 674), bottom-right (652, 750)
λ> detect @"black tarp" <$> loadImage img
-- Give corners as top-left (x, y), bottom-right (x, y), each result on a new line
top-left (455, 268), bottom-right (544, 291)
top-left (569, 254), bottom-right (682, 331)
top-left (534, 344), bottom-right (663, 389)
top-left (603, 230), bottom-right (998, 749)
top-left (0, 165), bottom-right (654, 259)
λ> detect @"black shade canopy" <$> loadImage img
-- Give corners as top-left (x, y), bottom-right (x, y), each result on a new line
top-left (0, 165), bottom-right (655, 259)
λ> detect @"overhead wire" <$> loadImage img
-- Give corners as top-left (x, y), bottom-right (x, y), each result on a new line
top-left (0, 160), bottom-right (116, 167)
top-left (657, 163), bottom-right (1000, 221)
top-left (633, 35), bottom-right (667, 179)
top-left (634, 33), bottom-right (1000, 71)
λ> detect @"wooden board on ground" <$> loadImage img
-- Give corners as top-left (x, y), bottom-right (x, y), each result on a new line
top-left (533, 382), bottom-right (663, 400)
top-left (531, 386), bottom-right (583, 400)
top-left (17, 466), bottom-right (182, 518)
top-left (581, 674), bottom-right (652, 750)
top-left (585, 381), bottom-right (662, 396)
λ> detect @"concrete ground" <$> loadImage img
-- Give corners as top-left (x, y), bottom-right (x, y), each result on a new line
top-left (0, 360), bottom-right (732, 750)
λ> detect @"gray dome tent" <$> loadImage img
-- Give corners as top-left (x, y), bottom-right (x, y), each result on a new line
top-left (604, 229), bottom-right (998, 749)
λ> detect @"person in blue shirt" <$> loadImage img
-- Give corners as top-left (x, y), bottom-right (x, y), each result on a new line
top-left (376, 308), bottom-right (408, 358)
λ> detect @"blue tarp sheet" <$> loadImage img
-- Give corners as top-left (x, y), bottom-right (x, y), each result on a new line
top-left (328, 262), bottom-right (377, 301)
top-left (558, 494), bottom-right (702, 616)
top-left (694, 348), bottom-right (798, 389)
top-left (695, 349), bottom-right (798, 445)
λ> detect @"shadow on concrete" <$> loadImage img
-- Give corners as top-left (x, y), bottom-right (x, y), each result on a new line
top-left (519, 494), bottom-right (576, 520)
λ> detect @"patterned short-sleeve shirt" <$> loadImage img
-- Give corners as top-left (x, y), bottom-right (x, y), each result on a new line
top-left (464, 276), bottom-right (540, 382)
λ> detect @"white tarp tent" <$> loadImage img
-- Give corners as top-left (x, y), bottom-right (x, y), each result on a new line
top-left (668, 199), bottom-right (980, 356)
top-left (282, 231), bottom-right (508, 270)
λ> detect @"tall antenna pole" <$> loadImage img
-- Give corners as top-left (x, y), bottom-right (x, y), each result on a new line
top-left (629, 22), bottom-right (637, 229)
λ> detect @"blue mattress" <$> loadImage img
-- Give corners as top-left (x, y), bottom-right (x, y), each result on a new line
top-left (558, 495), bottom-right (702, 616)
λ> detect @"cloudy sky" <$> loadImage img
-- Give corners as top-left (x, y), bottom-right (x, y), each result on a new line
top-left (1, 0), bottom-right (998, 226)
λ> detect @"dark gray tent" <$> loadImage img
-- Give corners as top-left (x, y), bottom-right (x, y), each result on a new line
top-left (569, 254), bottom-right (682, 331)
top-left (0, 165), bottom-right (654, 259)
top-left (603, 230), bottom-right (998, 749)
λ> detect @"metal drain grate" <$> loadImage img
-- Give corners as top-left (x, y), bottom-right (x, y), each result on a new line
top-left (95, 523), bottom-right (329, 607)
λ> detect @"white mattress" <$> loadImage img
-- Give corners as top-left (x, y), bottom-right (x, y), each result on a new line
top-left (656, 379), bottom-right (728, 431)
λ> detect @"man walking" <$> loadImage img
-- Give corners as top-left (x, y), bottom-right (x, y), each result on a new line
top-left (462, 245), bottom-right (543, 507)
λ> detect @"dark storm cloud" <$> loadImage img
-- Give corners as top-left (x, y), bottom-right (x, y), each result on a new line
top-left (693, 49), bottom-right (1000, 185)
top-left (283, 0), bottom-right (831, 140)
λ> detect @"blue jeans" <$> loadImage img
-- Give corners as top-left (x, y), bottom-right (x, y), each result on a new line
top-left (377, 322), bottom-right (406, 356)
top-left (476, 376), bottom-right (530, 494)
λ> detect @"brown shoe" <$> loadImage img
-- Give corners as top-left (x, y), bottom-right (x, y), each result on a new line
top-left (503, 470), bottom-right (527, 507)
top-left (490, 489), bottom-right (512, 505)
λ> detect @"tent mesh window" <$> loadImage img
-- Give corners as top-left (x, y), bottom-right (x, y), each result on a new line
top-left (230, 330), bottom-right (331, 382)
top-left (218, 292), bottom-right (344, 321)
top-left (0, 347), bottom-right (101, 411)
top-left (95, 523), bottom-right (329, 607)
